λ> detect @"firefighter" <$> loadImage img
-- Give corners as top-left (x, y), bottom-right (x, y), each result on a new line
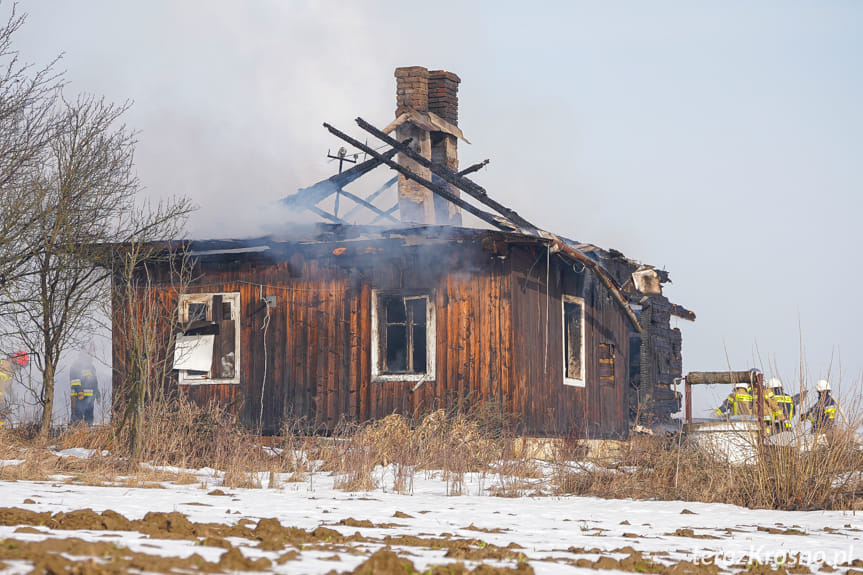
top-left (716, 381), bottom-right (753, 417)
top-left (805, 379), bottom-right (837, 434)
top-left (70, 352), bottom-right (100, 425)
top-left (768, 377), bottom-right (794, 430)
top-left (0, 351), bottom-right (29, 427)
top-left (753, 379), bottom-right (784, 433)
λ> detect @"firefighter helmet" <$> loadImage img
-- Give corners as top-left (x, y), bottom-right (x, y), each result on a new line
top-left (734, 381), bottom-right (749, 390)
top-left (815, 379), bottom-right (831, 392)
top-left (767, 377), bottom-right (782, 389)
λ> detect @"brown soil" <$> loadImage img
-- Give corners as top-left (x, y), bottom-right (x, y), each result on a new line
top-left (346, 548), bottom-right (536, 575)
top-left (666, 528), bottom-right (720, 539)
top-left (462, 523), bottom-right (509, 533)
top-left (0, 506), bottom-right (832, 575)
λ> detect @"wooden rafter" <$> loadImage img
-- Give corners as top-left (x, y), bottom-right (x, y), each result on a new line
top-left (355, 117), bottom-right (539, 232)
top-left (323, 122), bottom-right (518, 232)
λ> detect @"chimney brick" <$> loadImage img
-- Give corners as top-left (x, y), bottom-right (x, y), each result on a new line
top-left (394, 66), bottom-right (462, 226)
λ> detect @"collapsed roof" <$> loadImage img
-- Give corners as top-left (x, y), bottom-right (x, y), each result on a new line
top-left (277, 66), bottom-right (694, 327)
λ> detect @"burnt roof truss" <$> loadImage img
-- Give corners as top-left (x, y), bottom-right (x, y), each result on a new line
top-left (280, 148), bottom-right (401, 225)
top-left (280, 119), bottom-right (529, 233)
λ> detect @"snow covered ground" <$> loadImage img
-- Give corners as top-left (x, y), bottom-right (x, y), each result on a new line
top-left (1, 458), bottom-right (861, 574)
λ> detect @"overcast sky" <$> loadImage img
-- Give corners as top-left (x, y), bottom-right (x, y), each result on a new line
top-left (13, 1), bottom-right (862, 414)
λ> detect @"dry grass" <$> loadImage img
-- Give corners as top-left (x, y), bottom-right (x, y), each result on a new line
top-left (550, 430), bottom-right (863, 510)
top-left (1, 394), bottom-right (860, 510)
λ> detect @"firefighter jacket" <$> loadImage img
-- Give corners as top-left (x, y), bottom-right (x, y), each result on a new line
top-left (0, 360), bottom-right (11, 427)
top-left (70, 358), bottom-right (100, 410)
top-left (774, 392), bottom-right (794, 428)
top-left (716, 390), bottom-right (753, 417)
top-left (807, 393), bottom-right (837, 431)
top-left (752, 390), bottom-right (785, 424)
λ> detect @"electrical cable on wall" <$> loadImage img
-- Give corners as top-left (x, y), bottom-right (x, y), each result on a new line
top-left (544, 243), bottom-right (550, 375)
top-left (258, 285), bottom-right (271, 433)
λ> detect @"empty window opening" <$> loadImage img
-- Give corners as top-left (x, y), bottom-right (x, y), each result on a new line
top-left (372, 291), bottom-right (435, 381)
top-left (563, 296), bottom-right (585, 387)
top-left (175, 292), bottom-right (240, 384)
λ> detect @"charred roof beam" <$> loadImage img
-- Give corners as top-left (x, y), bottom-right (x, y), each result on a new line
top-left (281, 148), bottom-right (399, 212)
top-left (323, 122), bottom-right (517, 233)
top-left (335, 187), bottom-right (400, 224)
top-left (355, 117), bottom-right (539, 233)
top-left (341, 176), bottom-right (398, 222)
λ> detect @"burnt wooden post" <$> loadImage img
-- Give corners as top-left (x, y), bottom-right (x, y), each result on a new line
top-left (753, 369), bottom-right (766, 441)
top-left (685, 378), bottom-right (693, 424)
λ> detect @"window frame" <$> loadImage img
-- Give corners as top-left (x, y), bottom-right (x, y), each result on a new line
top-left (176, 292), bottom-right (241, 385)
top-left (370, 289), bottom-right (436, 383)
top-left (562, 295), bottom-right (586, 387)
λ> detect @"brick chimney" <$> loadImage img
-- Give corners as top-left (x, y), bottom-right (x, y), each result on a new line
top-left (394, 66), bottom-right (462, 226)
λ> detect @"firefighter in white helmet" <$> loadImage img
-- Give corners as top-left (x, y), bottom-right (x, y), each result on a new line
top-left (716, 381), bottom-right (753, 417)
top-left (768, 377), bottom-right (794, 430)
top-left (752, 377), bottom-right (784, 433)
top-left (806, 379), bottom-right (837, 433)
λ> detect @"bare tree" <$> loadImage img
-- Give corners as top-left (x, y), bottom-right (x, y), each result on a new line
top-left (0, 4), bottom-right (62, 300)
top-left (2, 95), bottom-right (194, 435)
top-left (110, 240), bottom-right (194, 459)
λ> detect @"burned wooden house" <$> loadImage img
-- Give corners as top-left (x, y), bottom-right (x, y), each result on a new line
top-left (112, 67), bottom-right (693, 438)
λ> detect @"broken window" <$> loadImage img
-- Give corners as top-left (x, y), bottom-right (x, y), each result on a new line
top-left (563, 296), bottom-right (585, 387)
top-left (175, 292), bottom-right (240, 384)
top-left (372, 291), bottom-right (435, 381)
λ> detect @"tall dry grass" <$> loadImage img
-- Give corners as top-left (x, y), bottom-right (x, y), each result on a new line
top-left (1, 392), bottom-right (859, 510)
top-left (550, 428), bottom-right (862, 510)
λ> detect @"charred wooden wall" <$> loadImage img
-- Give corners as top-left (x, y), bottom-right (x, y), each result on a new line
top-left (631, 295), bottom-right (683, 426)
top-left (112, 237), bottom-right (634, 438)
top-left (508, 246), bottom-right (631, 438)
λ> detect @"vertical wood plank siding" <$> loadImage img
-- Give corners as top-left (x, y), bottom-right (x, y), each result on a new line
top-left (113, 238), bottom-right (633, 438)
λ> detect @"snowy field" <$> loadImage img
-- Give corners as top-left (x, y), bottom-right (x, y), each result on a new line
top-left (1, 455), bottom-right (862, 574)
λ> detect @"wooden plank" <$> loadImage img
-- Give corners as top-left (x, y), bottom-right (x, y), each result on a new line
top-left (348, 279), bottom-right (359, 421)
top-left (326, 277), bottom-right (337, 429)
top-left (359, 283), bottom-right (371, 422)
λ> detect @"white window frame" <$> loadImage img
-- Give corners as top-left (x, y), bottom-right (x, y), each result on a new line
top-left (563, 295), bottom-right (585, 387)
top-left (176, 292), bottom-right (241, 385)
top-left (371, 289), bottom-right (436, 383)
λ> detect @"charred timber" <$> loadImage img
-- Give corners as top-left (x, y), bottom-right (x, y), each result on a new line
top-left (669, 303), bottom-right (696, 322)
top-left (282, 148), bottom-right (398, 211)
top-left (341, 176), bottom-right (397, 221)
top-left (336, 188), bottom-right (400, 224)
top-left (356, 117), bottom-right (539, 233)
top-left (323, 122), bottom-right (515, 232)
top-left (457, 159), bottom-right (490, 177)
top-left (685, 370), bottom-right (759, 385)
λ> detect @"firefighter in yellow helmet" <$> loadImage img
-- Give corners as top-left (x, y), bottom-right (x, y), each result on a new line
top-left (716, 381), bottom-right (753, 417)
top-left (768, 377), bottom-right (794, 430)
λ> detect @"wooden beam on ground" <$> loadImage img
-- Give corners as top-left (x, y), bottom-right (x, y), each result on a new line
top-left (323, 122), bottom-right (516, 232)
top-left (356, 117), bottom-right (539, 232)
